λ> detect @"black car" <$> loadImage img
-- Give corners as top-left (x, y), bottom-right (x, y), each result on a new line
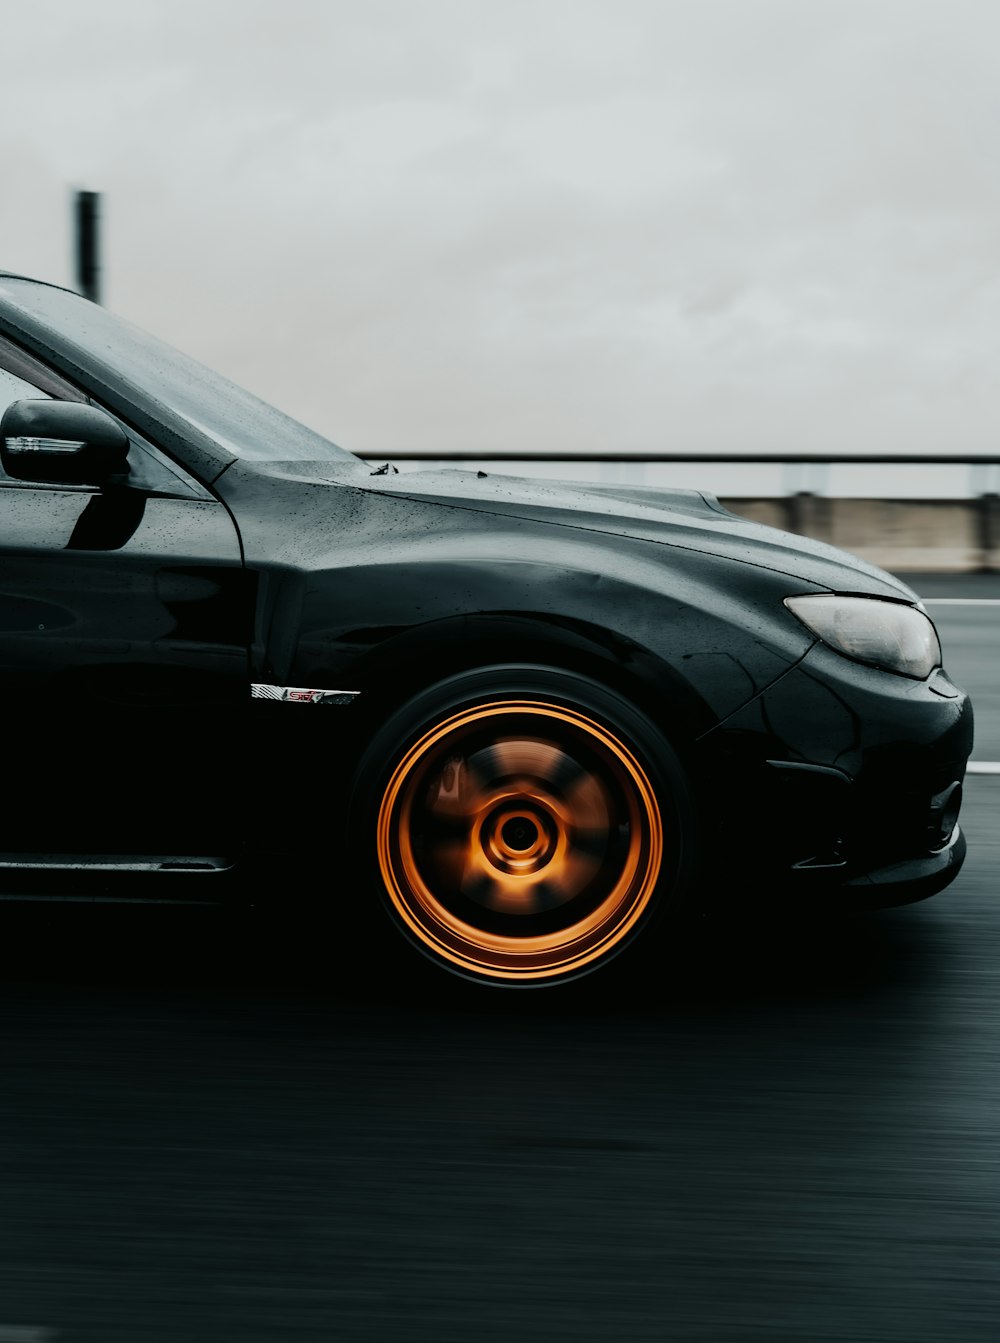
top-left (0, 270), bottom-right (973, 987)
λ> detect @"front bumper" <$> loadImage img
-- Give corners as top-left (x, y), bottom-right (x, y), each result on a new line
top-left (836, 822), bottom-right (966, 908)
top-left (695, 645), bottom-right (974, 908)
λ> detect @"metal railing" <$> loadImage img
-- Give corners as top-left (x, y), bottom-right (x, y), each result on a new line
top-left (362, 451), bottom-right (1000, 501)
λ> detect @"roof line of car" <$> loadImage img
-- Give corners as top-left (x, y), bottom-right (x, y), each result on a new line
top-left (0, 271), bottom-right (79, 295)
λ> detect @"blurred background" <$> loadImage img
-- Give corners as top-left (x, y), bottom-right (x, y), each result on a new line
top-left (3, 4), bottom-right (1000, 1341)
top-left (3, 1), bottom-right (999, 482)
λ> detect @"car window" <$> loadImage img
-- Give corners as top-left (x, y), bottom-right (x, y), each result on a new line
top-left (1, 277), bottom-right (358, 465)
top-left (0, 368), bottom-right (54, 483)
top-left (0, 343), bottom-right (211, 499)
top-left (0, 365), bottom-right (52, 419)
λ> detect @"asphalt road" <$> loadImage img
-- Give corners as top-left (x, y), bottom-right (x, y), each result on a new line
top-left (1, 572), bottom-right (998, 1343)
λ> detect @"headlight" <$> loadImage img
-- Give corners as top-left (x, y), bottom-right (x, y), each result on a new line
top-left (784, 594), bottom-right (941, 679)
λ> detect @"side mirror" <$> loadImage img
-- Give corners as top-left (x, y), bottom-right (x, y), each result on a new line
top-left (0, 399), bottom-right (130, 486)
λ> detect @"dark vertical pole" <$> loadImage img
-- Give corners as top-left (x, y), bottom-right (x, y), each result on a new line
top-left (74, 189), bottom-right (102, 304)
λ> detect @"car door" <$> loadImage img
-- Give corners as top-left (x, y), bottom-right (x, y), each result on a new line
top-left (0, 343), bottom-right (251, 863)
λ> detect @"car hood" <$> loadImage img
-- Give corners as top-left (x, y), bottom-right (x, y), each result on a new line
top-left (354, 464), bottom-right (919, 601)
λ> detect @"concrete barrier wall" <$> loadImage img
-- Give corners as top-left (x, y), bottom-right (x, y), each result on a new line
top-left (722, 494), bottom-right (1000, 572)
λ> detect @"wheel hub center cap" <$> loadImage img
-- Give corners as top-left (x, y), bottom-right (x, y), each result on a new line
top-left (501, 816), bottom-right (538, 850)
top-left (481, 804), bottom-right (558, 875)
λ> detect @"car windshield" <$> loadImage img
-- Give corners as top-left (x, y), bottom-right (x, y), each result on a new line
top-left (0, 277), bottom-right (358, 465)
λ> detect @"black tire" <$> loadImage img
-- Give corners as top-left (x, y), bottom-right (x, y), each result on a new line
top-left (350, 665), bottom-right (697, 988)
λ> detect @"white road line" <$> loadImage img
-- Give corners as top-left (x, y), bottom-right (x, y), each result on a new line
top-left (968, 762), bottom-right (1000, 774)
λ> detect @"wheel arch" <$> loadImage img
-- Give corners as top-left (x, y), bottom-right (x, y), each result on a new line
top-left (343, 610), bottom-right (716, 760)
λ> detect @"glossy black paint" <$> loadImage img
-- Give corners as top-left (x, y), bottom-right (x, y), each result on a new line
top-left (0, 271), bottom-right (974, 915)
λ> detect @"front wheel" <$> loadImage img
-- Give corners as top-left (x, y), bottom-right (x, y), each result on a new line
top-left (351, 668), bottom-right (696, 987)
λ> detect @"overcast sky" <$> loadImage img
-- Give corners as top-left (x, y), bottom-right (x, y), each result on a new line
top-left (1, 0), bottom-right (998, 461)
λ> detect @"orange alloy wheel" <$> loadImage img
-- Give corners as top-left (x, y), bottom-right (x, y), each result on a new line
top-left (376, 700), bottom-right (664, 983)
